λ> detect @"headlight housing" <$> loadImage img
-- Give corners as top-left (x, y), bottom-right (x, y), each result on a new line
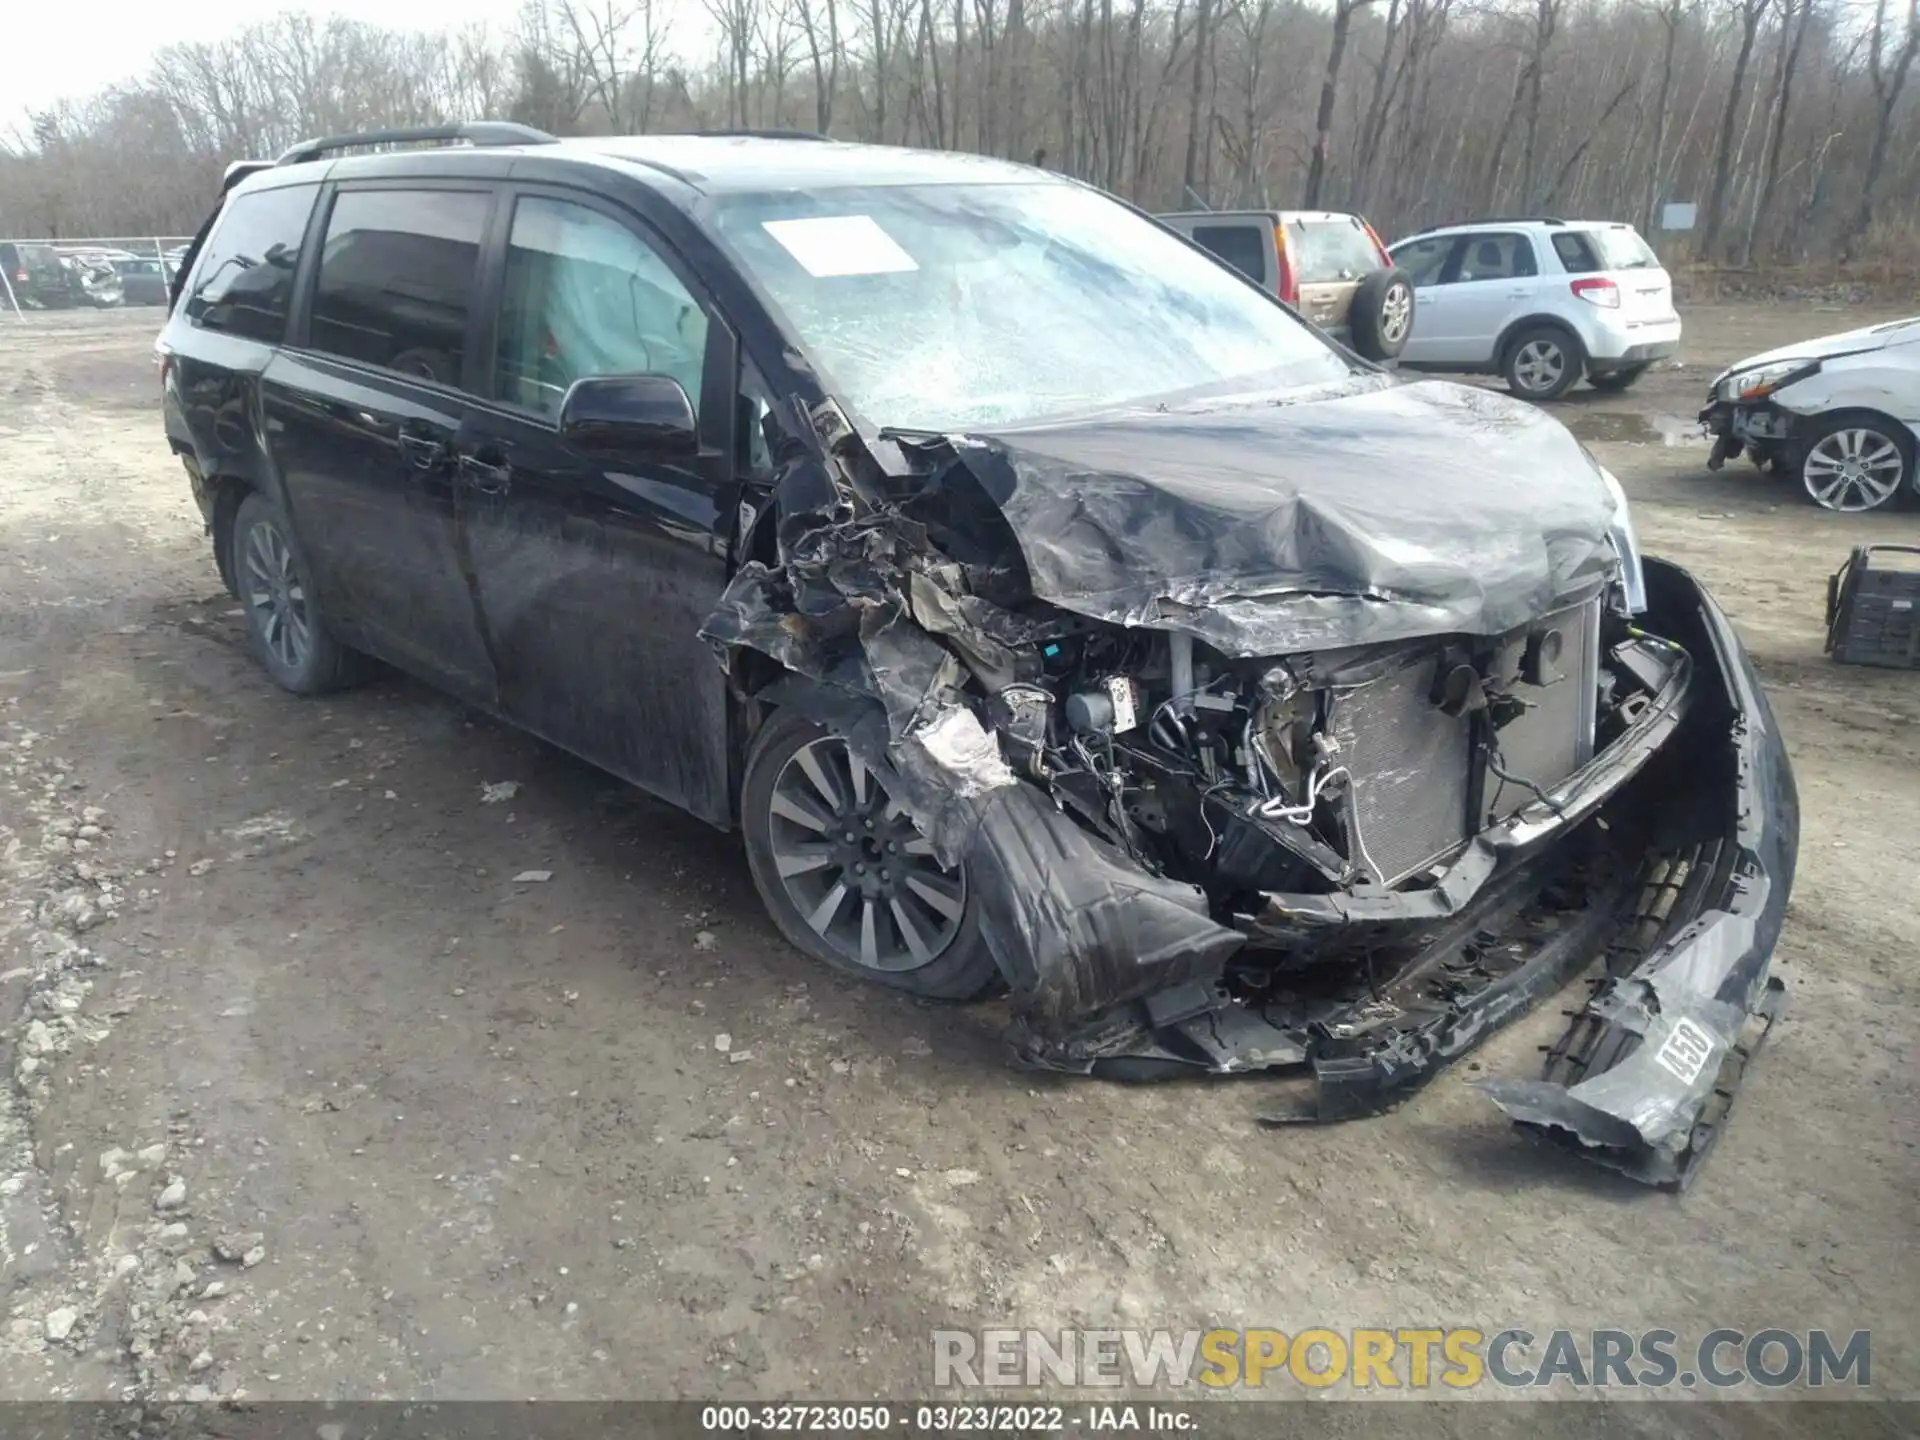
top-left (1598, 466), bottom-right (1647, 615)
top-left (1716, 358), bottom-right (1820, 402)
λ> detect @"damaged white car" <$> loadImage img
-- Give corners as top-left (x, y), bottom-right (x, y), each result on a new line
top-left (162, 130), bottom-right (1799, 1190)
top-left (1701, 316), bottom-right (1920, 511)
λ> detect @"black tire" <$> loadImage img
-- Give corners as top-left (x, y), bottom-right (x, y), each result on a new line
top-left (1348, 268), bottom-right (1416, 362)
top-left (230, 491), bottom-right (365, 694)
top-left (1502, 324), bottom-right (1583, 401)
top-left (1794, 411), bottom-right (1916, 513)
top-left (740, 709), bottom-right (999, 1000)
top-left (1588, 363), bottom-right (1649, 392)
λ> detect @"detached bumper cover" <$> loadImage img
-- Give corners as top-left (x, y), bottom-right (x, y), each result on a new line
top-left (1480, 558), bottom-right (1798, 1187)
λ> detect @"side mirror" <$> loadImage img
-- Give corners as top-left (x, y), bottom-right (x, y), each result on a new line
top-left (559, 374), bottom-right (699, 461)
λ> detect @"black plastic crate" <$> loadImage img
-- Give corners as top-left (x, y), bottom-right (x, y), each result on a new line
top-left (1826, 544), bottom-right (1920, 669)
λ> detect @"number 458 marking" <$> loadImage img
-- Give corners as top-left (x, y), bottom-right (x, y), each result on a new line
top-left (1654, 1017), bottom-right (1717, 1086)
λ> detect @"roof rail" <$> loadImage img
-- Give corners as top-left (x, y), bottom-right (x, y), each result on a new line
top-left (1400, 215), bottom-right (1568, 239)
top-left (684, 129), bottom-right (831, 141)
top-left (276, 122), bottom-right (556, 167)
top-left (221, 159), bottom-right (276, 194)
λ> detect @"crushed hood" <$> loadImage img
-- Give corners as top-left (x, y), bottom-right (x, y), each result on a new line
top-left (940, 375), bottom-right (1620, 656)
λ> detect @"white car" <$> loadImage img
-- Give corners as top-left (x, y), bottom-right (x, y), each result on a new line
top-left (1701, 317), bottom-right (1920, 512)
top-left (1387, 219), bottom-right (1681, 400)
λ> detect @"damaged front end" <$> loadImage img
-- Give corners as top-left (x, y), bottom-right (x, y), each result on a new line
top-left (705, 382), bottom-right (1797, 1188)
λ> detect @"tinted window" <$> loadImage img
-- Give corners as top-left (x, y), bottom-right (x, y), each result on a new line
top-left (1189, 223), bottom-right (1272, 286)
top-left (494, 196), bottom-right (707, 420)
top-left (183, 184), bottom-right (317, 342)
top-left (309, 189), bottom-right (490, 387)
top-left (1454, 232), bottom-right (1537, 281)
top-left (1552, 232), bottom-right (1602, 274)
top-left (1286, 216), bottom-right (1382, 283)
top-left (1391, 236), bottom-right (1456, 286)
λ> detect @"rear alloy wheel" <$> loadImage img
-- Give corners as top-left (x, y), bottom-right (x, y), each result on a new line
top-left (1503, 326), bottom-right (1582, 401)
top-left (741, 711), bottom-right (999, 999)
top-left (1799, 416), bottom-right (1913, 513)
top-left (232, 491), bottom-right (365, 694)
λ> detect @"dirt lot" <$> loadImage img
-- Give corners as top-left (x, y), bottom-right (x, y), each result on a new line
top-left (0, 302), bottom-right (1914, 1415)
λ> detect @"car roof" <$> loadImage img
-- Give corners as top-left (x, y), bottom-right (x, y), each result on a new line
top-left (565, 135), bottom-right (1054, 194)
top-left (252, 133), bottom-right (1062, 203)
top-left (1158, 209), bottom-right (1367, 224)
top-left (1398, 218), bottom-right (1643, 240)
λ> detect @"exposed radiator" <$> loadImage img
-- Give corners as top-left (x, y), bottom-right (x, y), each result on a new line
top-left (1486, 598), bottom-right (1602, 824)
top-left (1330, 654), bottom-right (1475, 887)
top-left (1328, 597), bottom-right (1602, 886)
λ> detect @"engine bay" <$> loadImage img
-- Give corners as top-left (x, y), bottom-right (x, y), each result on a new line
top-left (982, 595), bottom-right (1685, 916)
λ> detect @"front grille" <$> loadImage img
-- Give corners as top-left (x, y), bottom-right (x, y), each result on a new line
top-left (1487, 598), bottom-right (1601, 823)
top-left (1330, 655), bottom-right (1474, 886)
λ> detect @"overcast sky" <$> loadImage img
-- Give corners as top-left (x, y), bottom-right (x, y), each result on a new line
top-left (1, 1), bottom-right (538, 136)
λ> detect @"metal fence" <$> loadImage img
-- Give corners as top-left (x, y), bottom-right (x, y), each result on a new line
top-left (1, 235), bottom-right (196, 318)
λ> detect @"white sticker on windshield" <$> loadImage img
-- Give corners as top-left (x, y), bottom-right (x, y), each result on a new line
top-left (762, 216), bottom-right (919, 278)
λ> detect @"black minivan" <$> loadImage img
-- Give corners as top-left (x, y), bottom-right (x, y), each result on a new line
top-left (158, 123), bottom-right (1796, 1185)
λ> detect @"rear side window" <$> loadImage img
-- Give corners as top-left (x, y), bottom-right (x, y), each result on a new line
top-left (308, 189), bottom-right (491, 387)
top-left (1286, 217), bottom-right (1382, 283)
top-left (182, 184), bottom-right (318, 343)
top-left (1189, 223), bottom-right (1272, 286)
top-left (1552, 232), bottom-right (1603, 274)
top-left (1454, 232), bottom-right (1537, 281)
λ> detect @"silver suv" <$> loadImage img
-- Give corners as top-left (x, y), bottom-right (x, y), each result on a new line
top-left (1387, 219), bottom-right (1680, 400)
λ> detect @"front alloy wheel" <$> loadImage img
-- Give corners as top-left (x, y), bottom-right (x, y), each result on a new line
top-left (770, 736), bottom-right (964, 970)
top-left (740, 711), bottom-right (999, 999)
top-left (1801, 422), bottom-right (1910, 512)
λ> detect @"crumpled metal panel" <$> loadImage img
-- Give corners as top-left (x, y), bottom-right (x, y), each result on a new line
top-left (945, 377), bottom-right (1620, 656)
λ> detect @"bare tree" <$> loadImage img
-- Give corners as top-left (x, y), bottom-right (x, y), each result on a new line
top-left (1303, 0), bottom-right (1380, 207)
top-left (1842, 0), bottom-right (1920, 259)
top-left (7, 0), bottom-right (1920, 265)
top-left (1700, 0), bottom-right (1771, 257)
top-left (1739, 0), bottom-right (1812, 263)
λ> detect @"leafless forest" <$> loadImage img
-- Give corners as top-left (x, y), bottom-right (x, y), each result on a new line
top-left (1, 0), bottom-right (1915, 264)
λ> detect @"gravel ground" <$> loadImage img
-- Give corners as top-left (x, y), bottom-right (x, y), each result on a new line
top-left (0, 302), bottom-right (1914, 1416)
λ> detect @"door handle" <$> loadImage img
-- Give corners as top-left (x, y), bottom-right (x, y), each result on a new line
top-left (457, 450), bottom-right (512, 496)
top-left (397, 429), bottom-right (449, 472)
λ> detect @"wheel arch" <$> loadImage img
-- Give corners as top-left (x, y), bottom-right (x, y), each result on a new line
top-left (1494, 314), bottom-right (1585, 370)
top-left (206, 472), bottom-right (256, 599)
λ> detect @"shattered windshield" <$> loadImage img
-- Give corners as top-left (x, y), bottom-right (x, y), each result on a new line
top-left (709, 182), bottom-right (1352, 430)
